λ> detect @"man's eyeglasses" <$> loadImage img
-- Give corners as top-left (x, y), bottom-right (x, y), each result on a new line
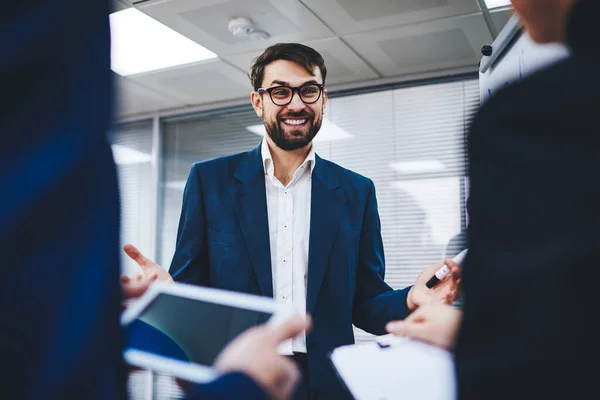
top-left (257, 83), bottom-right (324, 106)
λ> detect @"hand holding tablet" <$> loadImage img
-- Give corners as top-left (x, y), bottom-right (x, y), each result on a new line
top-left (121, 280), bottom-right (305, 396)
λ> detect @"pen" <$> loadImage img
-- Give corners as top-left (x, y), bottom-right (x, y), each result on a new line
top-left (425, 248), bottom-right (468, 289)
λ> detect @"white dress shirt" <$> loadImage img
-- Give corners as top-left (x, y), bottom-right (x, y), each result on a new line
top-left (261, 138), bottom-right (314, 354)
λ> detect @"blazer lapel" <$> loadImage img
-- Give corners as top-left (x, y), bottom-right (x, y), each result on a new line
top-left (229, 145), bottom-right (273, 297)
top-left (306, 155), bottom-right (347, 315)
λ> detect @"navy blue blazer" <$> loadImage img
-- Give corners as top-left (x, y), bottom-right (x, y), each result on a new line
top-left (170, 144), bottom-right (410, 397)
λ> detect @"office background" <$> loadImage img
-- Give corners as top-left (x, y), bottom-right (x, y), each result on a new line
top-left (109, 0), bottom-right (513, 398)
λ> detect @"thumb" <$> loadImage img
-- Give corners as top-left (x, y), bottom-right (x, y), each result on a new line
top-left (123, 244), bottom-right (152, 268)
top-left (270, 315), bottom-right (310, 345)
top-left (385, 320), bottom-right (429, 339)
top-left (386, 307), bottom-right (428, 333)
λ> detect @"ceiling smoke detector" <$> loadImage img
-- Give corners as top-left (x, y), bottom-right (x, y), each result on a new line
top-left (228, 17), bottom-right (254, 36)
top-left (228, 17), bottom-right (270, 40)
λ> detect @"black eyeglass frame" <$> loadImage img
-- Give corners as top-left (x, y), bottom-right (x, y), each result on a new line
top-left (256, 83), bottom-right (325, 106)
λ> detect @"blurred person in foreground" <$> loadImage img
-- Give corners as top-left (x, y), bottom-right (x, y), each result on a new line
top-left (1, 1), bottom-right (306, 399)
top-left (386, 1), bottom-right (600, 399)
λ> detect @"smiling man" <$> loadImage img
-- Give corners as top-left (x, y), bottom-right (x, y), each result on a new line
top-left (123, 43), bottom-right (460, 399)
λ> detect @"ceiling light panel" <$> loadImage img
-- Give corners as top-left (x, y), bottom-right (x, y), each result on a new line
top-left (110, 8), bottom-right (217, 76)
top-left (484, 0), bottom-right (512, 9)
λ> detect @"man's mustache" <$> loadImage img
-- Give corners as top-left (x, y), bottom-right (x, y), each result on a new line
top-left (278, 112), bottom-right (313, 120)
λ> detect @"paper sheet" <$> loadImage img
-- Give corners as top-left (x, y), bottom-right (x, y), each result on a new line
top-left (330, 335), bottom-right (456, 400)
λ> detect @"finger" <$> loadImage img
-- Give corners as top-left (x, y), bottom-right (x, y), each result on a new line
top-left (386, 313), bottom-right (424, 334)
top-left (390, 306), bottom-right (428, 327)
top-left (450, 265), bottom-right (461, 280)
top-left (139, 273), bottom-right (157, 283)
top-left (121, 283), bottom-right (142, 299)
top-left (269, 315), bottom-right (308, 344)
top-left (442, 260), bottom-right (461, 289)
top-left (386, 320), bottom-right (429, 340)
top-left (277, 359), bottom-right (300, 400)
top-left (445, 259), bottom-right (462, 277)
top-left (122, 280), bottom-right (152, 299)
top-left (139, 274), bottom-right (157, 287)
top-left (304, 314), bottom-right (313, 334)
top-left (450, 281), bottom-right (462, 302)
top-left (120, 275), bottom-right (130, 283)
top-left (447, 270), bottom-right (458, 297)
top-left (408, 304), bottom-right (434, 320)
top-left (123, 244), bottom-right (152, 267)
top-left (444, 258), bottom-right (461, 271)
top-left (386, 320), bottom-right (407, 335)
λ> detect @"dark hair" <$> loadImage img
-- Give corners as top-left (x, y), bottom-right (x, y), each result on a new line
top-left (249, 43), bottom-right (327, 90)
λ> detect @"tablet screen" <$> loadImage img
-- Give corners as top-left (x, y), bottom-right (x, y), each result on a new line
top-left (123, 292), bottom-right (273, 367)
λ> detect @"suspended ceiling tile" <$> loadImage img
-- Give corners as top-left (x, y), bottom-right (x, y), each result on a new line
top-left (224, 36), bottom-right (380, 87)
top-left (343, 13), bottom-right (492, 78)
top-left (136, 0), bottom-right (334, 57)
top-left (300, 0), bottom-right (480, 35)
top-left (114, 74), bottom-right (186, 118)
top-left (126, 58), bottom-right (252, 106)
top-left (489, 7), bottom-right (514, 35)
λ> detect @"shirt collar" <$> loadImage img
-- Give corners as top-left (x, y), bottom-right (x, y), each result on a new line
top-left (261, 138), bottom-right (316, 177)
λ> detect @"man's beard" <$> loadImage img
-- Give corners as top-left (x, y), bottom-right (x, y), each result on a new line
top-left (264, 112), bottom-right (322, 151)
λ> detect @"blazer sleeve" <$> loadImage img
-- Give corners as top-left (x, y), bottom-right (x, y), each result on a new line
top-left (169, 163), bottom-right (210, 285)
top-left (185, 372), bottom-right (268, 400)
top-left (352, 179), bottom-right (411, 335)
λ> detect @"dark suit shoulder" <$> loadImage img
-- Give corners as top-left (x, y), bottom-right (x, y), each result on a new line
top-left (190, 149), bottom-right (255, 181)
top-left (468, 55), bottom-right (600, 183)
top-left (192, 150), bottom-right (248, 170)
top-left (318, 157), bottom-right (373, 189)
top-left (470, 55), bottom-right (600, 144)
top-left (466, 53), bottom-right (600, 242)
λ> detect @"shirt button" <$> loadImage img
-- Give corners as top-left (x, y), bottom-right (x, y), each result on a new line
top-left (284, 191), bottom-right (288, 195)
top-left (283, 224), bottom-right (287, 228)
top-left (283, 259), bottom-right (287, 263)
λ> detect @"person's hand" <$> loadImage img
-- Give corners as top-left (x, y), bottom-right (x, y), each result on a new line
top-left (213, 315), bottom-right (311, 400)
top-left (120, 273), bottom-right (158, 300)
top-left (406, 257), bottom-right (462, 312)
top-left (386, 304), bottom-right (462, 350)
top-left (120, 244), bottom-right (173, 300)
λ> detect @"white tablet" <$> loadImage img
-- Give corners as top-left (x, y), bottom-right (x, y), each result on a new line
top-left (120, 281), bottom-right (283, 384)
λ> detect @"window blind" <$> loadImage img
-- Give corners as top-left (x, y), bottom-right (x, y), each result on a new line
top-left (109, 121), bottom-right (155, 277)
top-left (159, 110), bottom-right (262, 268)
top-left (323, 80), bottom-right (479, 341)
top-left (109, 121), bottom-right (161, 399)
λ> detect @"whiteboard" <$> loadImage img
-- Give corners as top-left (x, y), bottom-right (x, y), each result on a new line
top-left (479, 14), bottom-right (569, 104)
